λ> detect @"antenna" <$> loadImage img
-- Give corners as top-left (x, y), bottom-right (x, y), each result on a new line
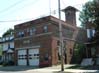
top-left (49, 0), bottom-right (51, 15)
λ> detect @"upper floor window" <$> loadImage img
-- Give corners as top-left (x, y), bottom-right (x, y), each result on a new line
top-left (29, 28), bottom-right (36, 35)
top-left (2, 38), bottom-right (5, 42)
top-left (32, 28), bottom-right (36, 35)
top-left (30, 29), bottom-right (33, 35)
top-left (43, 26), bottom-right (48, 33)
top-left (18, 31), bottom-right (24, 37)
top-left (10, 36), bottom-right (14, 40)
top-left (87, 29), bottom-right (95, 38)
top-left (5, 37), bottom-right (9, 41)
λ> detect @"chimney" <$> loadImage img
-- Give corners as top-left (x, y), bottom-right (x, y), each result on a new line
top-left (62, 6), bottom-right (78, 26)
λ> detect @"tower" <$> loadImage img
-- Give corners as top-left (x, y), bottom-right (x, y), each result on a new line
top-left (62, 6), bottom-right (78, 26)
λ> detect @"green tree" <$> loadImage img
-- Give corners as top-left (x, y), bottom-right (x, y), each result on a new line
top-left (79, 0), bottom-right (99, 43)
top-left (2, 28), bottom-right (14, 37)
top-left (79, 0), bottom-right (99, 29)
top-left (71, 43), bottom-right (85, 64)
top-left (79, 0), bottom-right (99, 65)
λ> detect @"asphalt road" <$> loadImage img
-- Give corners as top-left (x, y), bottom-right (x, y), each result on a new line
top-left (0, 72), bottom-right (22, 73)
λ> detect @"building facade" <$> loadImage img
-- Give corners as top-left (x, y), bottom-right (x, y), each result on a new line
top-left (0, 35), bottom-right (14, 63)
top-left (0, 38), bottom-right (3, 61)
top-left (14, 6), bottom-right (87, 67)
top-left (85, 22), bottom-right (99, 65)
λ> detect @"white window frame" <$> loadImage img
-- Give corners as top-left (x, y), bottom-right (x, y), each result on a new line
top-left (43, 25), bottom-right (48, 32)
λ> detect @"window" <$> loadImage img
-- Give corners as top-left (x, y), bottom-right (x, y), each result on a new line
top-left (87, 29), bottom-right (95, 38)
top-left (27, 28), bottom-right (29, 33)
top-left (32, 28), bottom-right (36, 35)
top-left (29, 28), bottom-right (36, 35)
top-left (44, 54), bottom-right (49, 61)
top-left (43, 26), bottom-right (48, 32)
top-left (30, 29), bottom-right (33, 35)
top-left (8, 43), bottom-right (10, 49)
top-left (57, 41), bottom-right (60, 46)
top-left (18, 31), bottom-right (24, 37)
top-left (2, 38), bottom-right (5, 42)
top-left (70, 48), bottom-right (73, 55)
top-left (21, 31), bottom-right (24, 37)
top-left (6, 37), bottom-right (9, 41)
top-left (10, 36), bottom-right (14, 40)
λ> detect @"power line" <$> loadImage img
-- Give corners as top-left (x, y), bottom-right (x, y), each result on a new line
top-left (0, 0), bottom-right (25, 14)
top-left (0, 0), bottom-right (41, 18)
top-left (61, 0), bottom-right (84, 7)
top-left (0, 6), bottom-right (82, 23)
top-left (0, 11), bottom-right (51, 23)
top-left (0, 0), bottom-right (85, 23)
top-left (0, 18), bottom-right (33, 22)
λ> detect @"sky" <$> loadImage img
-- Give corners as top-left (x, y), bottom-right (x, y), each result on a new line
top-left (0, 0), bottom-right (90, 37)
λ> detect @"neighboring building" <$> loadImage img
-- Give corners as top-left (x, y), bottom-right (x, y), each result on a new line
top-left (0, 38), bottom-right (3, 60)
top-left (85, 22), bottom-right (95, 57)
top-left (0, 35), bottom-right (14, 63)
top-left (85, 22), bottom-right (99, 65)
top-left (14, 6), bottom-right (87, 67)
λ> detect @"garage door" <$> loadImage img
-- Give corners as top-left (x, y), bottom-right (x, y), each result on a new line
top-left (29, 49), bottom-right (39, 66)
top-left (18, 50), bottom-right (27, 65)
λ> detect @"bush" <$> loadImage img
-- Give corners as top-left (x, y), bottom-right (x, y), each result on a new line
top-left (2, 61), bottom-right (14, 66)
top-left (2, 62), bottom-right (8, 66)
top-left (0, 61), bottom-right (3, 65)
top-left (71, 43), bottom-right (86, 64)
top-left (7, 61), bottom-right (14, 65)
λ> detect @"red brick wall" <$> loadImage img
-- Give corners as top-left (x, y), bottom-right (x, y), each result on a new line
top-left (66, 40), bottom-right (75, 64)
top-left (51, 37), bottom-right (58, 65)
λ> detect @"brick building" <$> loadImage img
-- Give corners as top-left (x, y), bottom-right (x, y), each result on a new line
top-left (14, 6), bottom-right (87, 67)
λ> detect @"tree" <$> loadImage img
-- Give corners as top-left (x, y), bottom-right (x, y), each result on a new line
top-left (71, 43), bottom-right (85, 64)
top-left (2, 28), bottom-right (14, 37)
top-left (79, 1), bottom-right (99, 65)
top-left (79, 0), bottom-right (99, 29)
top-left (79, 0), bottom-right (99, 43)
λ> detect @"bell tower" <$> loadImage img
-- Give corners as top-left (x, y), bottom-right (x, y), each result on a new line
top-left (62, 6), bottom-right (78, 26)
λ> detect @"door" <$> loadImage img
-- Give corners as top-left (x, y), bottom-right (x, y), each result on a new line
top-left (28, 49), bottom-right (39, 66)
top-left (18, 50), bottom-right (27, 65)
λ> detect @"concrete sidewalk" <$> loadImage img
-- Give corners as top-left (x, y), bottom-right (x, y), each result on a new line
top-left (0, 65), bottom-right (99, 73)
top-left (25, 65), bottom-right (99, 73)
top-left (26, 69), bottom-right (98, 73)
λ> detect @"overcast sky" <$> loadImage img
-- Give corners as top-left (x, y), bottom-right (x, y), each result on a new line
top-left (0, 0), bottom-right (90, 37)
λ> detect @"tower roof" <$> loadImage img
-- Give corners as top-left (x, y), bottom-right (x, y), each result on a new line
top-left (62, 6), bottom-right (78, 12)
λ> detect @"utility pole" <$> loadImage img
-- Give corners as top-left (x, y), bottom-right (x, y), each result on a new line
top-left (58, 0), bottom-right (64, 71)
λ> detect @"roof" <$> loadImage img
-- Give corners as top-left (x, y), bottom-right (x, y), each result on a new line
top-left (0, 35), bottom-right (14, 43)
top-left (62, 6), bottom-right (78, 12)
top-left (15, 15), bottom-right (77, 30)
top-left (7, 49), bottom-right (14, 53)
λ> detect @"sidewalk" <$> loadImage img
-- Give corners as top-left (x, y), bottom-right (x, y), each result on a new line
top-left (0, 65), bottom-right (99, 73)
top-left (25, 65), bottom-right (99, 73)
